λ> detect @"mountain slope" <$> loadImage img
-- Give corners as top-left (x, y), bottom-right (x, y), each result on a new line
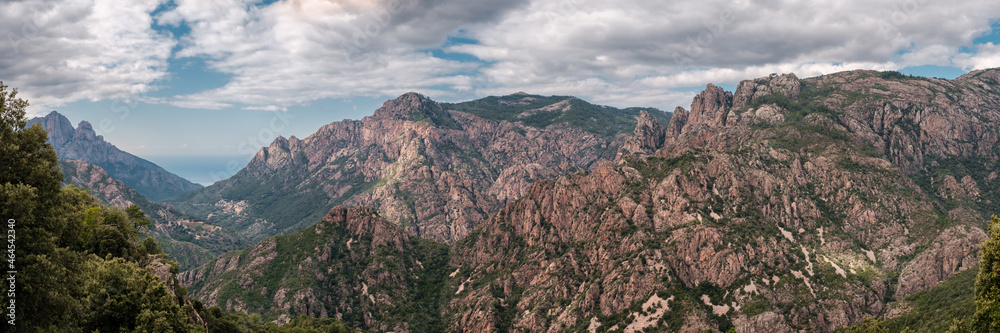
top-left (879, 265), bottom-right (978, 333)
top-left (28, 111), bottom-right (202, 200)
top-left (181, 69), bottom-right (1000, 333)
top-left (179, 206), bottom-right (451, 332)
top-left (167, 93), bottom-right (668, 244)
top-left (445, 70), bottom-right (1000, 332)
top-left (60, 159), bottom-right (246, 269)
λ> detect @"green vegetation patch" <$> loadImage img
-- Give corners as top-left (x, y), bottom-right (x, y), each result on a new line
top-left (882, 267), bottom-right (978, 333)
top-left (443, 94), bottom-right (670, 137)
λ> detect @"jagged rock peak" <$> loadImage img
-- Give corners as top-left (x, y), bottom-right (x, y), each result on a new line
top-left (371, 92), bottom-right (461, 129)
top-left (682, 83), bottom-right (734, 134)
top-left (373, 92), bottom-right (436, 118)
top-left (28, 111), bottom-right (75, 146)
top-left (620, 110), bottom-right (666, 155)
top-left (74, 120), bottom-right (100, 141)
top-left (250, 135), bottom-right (297, 172)
top-left (269, 135), bottom-right (289, 149)
top-left (320, 206), bottom-right (409, 252)
top-left (665, 106), bottom-right (688, 139)
top-left (733, 72), bottom-right (801, 107)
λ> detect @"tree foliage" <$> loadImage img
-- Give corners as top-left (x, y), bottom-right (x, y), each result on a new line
top-left (81, 257), bottom-right (188, 332)
top-left (0, 81), bottom-right (191, 331)
top-left (972, 215), bottom-right (1000, 332)
top-left (192, 300), bottom-right (358, 333)
top-left (840, 318), bottom-right (889, 333)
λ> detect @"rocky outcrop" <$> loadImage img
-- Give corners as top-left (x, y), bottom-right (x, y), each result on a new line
top-left (682, 84), bottom-right (733, 133)
top-left (620, 110), bottom-right (666, 156)
top-left (731, 73), bottom-right (802, 107)
top-left (665, 106), bottom-right (688, 140)
top-left (28, 111), bottom-right (202, 200)
top-left (323, 206), bottom-right (409, 252)
top-left (895, 225), bottom-right (986, 297)
top-left (732, 312), bottom-right (796, 333)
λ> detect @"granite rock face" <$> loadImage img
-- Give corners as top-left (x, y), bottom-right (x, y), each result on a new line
top-left (620, 110), bottom-right (667, 156)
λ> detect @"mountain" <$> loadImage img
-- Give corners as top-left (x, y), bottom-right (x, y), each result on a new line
top-left (167, 93), bottom-right (668, 244)
top-left (27, 111), bottom-right (203, 200)
top-left (445, 70), bottom-right (999, 332)
top-left (181, 69), bottom-right (1000, 332)
top-left (59, 159), bottom-right (247, 269)
top-left (179, 206), bottom-right (450, 331)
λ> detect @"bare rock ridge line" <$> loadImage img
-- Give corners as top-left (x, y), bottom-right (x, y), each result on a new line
top-left (167, 92), bottom-right (669, 244)
top-left (27, 111), bottom-right (203, 201)
top-left (180, 69), bottom-right (1000, 332)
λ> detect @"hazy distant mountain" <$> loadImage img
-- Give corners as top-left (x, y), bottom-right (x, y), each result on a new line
top-left (181, 70), bottom-right (1000, 332)
top-left (28, 111), bottom-right (202, 200)
top-left (167, 92), bottom-right (668, 244)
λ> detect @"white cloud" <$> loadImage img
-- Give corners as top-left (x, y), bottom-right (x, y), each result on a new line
top-left (160, 0), bottom-right (524, 110)
top-left (0, 0), bottom-right (175, 114)
top-left (955, 43), bottom-right (1000, 70)
top-left (455, 0), bottom-right (1000, 109)
top-left (5, 0), bottom-right (1000, 114)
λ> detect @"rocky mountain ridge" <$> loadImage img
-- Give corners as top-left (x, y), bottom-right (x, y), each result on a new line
top-left (28, 111), bottom-right (203, 200)
top-left (180, 69), bottom-right (1000, 332)
top-left (168, 93), bottom-right (668, 244)
top-left (444, 69), bottom-right (1000, 332)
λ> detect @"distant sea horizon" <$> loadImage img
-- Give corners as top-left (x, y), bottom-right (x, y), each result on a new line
top-left (143, 154), bottom-right (255, 187)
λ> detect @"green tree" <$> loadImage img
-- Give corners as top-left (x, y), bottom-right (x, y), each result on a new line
top-left (144, 236), bottom-right (162, 254)
top-left (0, 81), bottom-right (198, 332)
top-left (81, 257), bottom-right (189, 332)
top-left (127, 204), bottom-right (152, 235)
top-left (947, 318), bottom-right (971, 333)
top-left (0, 81), bottom-right (88, 330)
top-left (842, 318), bottom-right (889, 333)
top-left (91, 224), bottom-right (129, 258)
top-left (972, 215), bottom-right (1000, 332)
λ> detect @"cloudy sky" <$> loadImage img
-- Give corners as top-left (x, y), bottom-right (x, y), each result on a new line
top-left (3, 0), bottom-right (1000, 183)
